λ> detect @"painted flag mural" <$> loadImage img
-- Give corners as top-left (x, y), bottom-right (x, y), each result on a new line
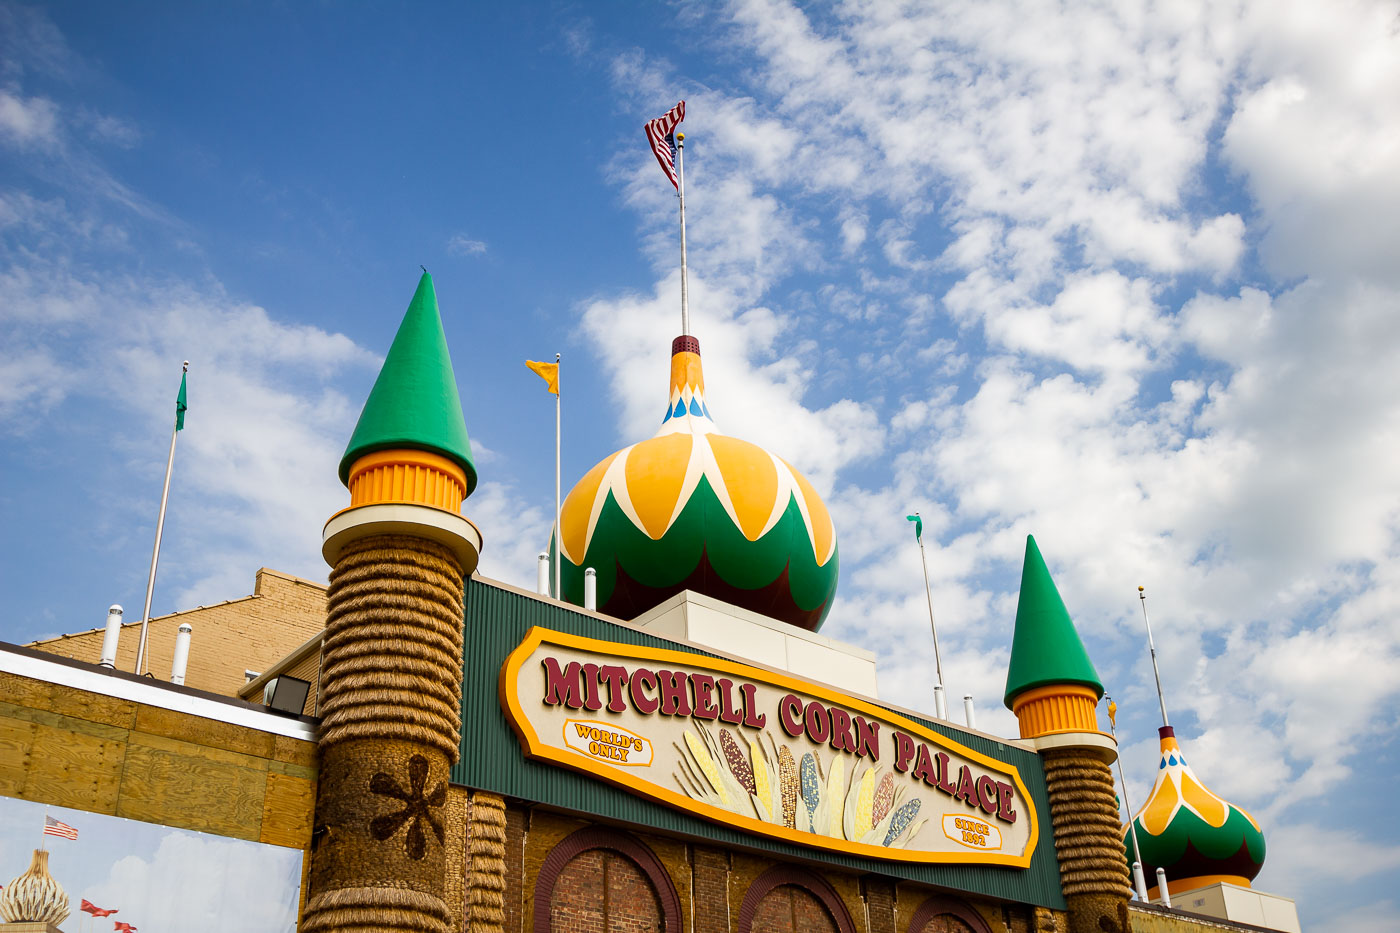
top-left (43, 816), bottom-right (78, 840)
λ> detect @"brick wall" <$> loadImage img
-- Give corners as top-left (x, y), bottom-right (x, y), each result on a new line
top-left (26, 568), bottom-right (328, 698)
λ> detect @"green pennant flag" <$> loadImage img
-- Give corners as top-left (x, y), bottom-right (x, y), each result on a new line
top-left (906, 513), bottom-right (922, 541)
top-left (175, 371), bottom-right (188, 431)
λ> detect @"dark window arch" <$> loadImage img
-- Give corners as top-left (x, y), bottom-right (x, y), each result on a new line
top-left (908, 894), bottom-right (994, 933)
top-left (736, 864), bottom-right (856, 933)
top-left (532, 825), bottom-right (682, 933)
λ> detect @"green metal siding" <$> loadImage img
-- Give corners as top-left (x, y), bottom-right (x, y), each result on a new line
top-left (454, 578), bottom-right (1066, 909)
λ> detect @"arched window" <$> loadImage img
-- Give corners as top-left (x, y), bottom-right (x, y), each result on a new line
top-left (737, 865), bottom-right (856, 933)
top-left (532, 826), bottom-right (682, 933)
top-left (908, 895), bottom-right (994, 933)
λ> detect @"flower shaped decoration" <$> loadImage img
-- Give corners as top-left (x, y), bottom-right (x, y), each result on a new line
top-left (369, 754), bottom-right (447, 860)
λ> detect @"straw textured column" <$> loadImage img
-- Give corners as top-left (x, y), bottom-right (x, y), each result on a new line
top-left (1042, 749), bottom-right (1132, 933)
top-left (302, 534), bottom-right (464, 933)
top-left (466, 791), bottom-right (507, 933)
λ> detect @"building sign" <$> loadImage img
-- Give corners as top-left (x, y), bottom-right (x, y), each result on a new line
top-left (500, 627), bottom-right (1039, 867)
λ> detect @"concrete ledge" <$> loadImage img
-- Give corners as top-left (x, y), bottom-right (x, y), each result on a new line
top-left (323, 502), bottom-right (482, 573)
top-left (1031, 729), bottom-right (1118, 763)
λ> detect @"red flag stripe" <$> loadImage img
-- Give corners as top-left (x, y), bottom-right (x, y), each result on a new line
top-left (644, 101), bottom-right (686, 190)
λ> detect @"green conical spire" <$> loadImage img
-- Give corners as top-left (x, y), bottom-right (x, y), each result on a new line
top-left (1003, 534), bottom-right (1104, 708)
top-left (339, 271), bottom-right (477, 495)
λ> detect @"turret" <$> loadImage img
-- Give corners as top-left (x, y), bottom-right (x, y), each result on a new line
top-left (304, 272), bottom-right (493, 933)
top-left (1003, 535), bottom-right (1132, 933)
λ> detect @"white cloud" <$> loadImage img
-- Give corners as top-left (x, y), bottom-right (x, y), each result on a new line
top-left (0, 88), bottom-right (58, 147)
top-left (447, 233), bottom-right (487, 256)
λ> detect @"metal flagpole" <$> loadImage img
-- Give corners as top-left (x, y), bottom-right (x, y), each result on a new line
top-left (136, 361), bottom-right (187, 676)
top-left (1106, 697), bottom-right (1152, 901)
top-left (1137, 585), bottom-right (1171, 728)
top-left (676, 131), bottom-right (690, 336)
top-left (554, 352), bottom-right (561, 600)
top-left (911, 512), bottom-right (947, 718)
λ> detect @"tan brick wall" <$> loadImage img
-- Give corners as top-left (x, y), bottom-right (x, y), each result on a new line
top-left (0, 669), bottom-right (316, 851)
top-left (27, 568), bottom-right (328, 698)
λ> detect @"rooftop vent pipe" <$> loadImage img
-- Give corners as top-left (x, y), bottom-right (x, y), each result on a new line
top-left (963, 694), bottom-right (976, 729)
top-left (537, 552), bottom-right (550, 596)
top-left (98, 605), bottom-right (123, 669)
top-left (170, 623), bottom-right (192, 685)
top-left (584, 568), bottom-right (597, 610)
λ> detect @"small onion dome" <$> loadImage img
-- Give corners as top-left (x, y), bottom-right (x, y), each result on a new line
top-left (554, 335), bottom-right (838, 630)
top-left (1123, 726), bottom-right (1266, 895)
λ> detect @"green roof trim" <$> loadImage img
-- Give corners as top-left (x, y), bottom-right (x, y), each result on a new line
top-left (1003, 535), bottom-right (1104, 707)
top-left (339, 271), bottom-right (477, 494)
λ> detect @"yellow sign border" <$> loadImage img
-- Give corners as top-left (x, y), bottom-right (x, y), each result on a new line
top-left (499, 626), bottom-right (1040, 868)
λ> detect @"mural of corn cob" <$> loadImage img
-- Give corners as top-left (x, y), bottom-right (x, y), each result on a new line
top-left (686, 730), bottom-right (731, 806)
top-left (800, 752), bottom-right (820, 832)
top-left (778, 745), bottom-right (798, 829)
top-left (884, 799), bottom-right (922, 846)
top-left (721, 729), bottom-right (756, 796)
top-left (873, 771), bottom-right (895, 824)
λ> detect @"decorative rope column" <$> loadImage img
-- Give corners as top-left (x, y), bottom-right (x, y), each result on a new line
top-left (1042, 750), bottom-right (1132, 933)
top-left (302, 535), bottom-right (466, 933)
top-left (466, 791), bottom-right (508, 933)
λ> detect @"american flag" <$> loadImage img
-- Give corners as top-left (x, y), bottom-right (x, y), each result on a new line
top-left (43, 815), bottom-right (78, 840)
top-left (644, 101), bottom-right (686, 190)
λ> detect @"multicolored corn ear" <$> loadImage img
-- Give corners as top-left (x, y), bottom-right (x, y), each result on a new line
top-left (884, 798), bottom-right (922, 846)
top-left (779, 745), bottom-right (798, 829)
top-left (826, 757), bottom-right (846, 837)
top-left (686, 730), bottom-right (731, 805)
top-left (749, 736), bottom-right (772, 818)
top-left (873, 771), bottom-right (895, 823)
top-left (800, 752), bottom-right (820, 831)
top-left (721, 729), bottom-right (756, 796)
top-left (855, 768), bottom-right (876, 835)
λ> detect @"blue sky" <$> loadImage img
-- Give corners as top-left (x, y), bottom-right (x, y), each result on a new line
top-left (2, 2), bottom-right (1398, 930)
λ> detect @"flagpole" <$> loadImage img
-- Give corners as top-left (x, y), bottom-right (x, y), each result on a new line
top-left (1106, 697), bottom-right (1152, 901)
top-left (1137, 586), bottom-right (1171, 728)
top-left (554, 352), bottom-right (561, 600)
top-left (910, 512), bottom-right (947, 718)
top-left (676, 132), bottom-right (690, 336)
top-left (136, 361), bottom-right (187, 676)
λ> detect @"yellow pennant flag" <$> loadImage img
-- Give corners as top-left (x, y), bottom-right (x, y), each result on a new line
top-left (525, 360), bottom-right (559, 394)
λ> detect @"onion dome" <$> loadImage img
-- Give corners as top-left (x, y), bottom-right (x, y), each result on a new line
top-left (1124, 726), bottom-right (1266, 895)
top-left (555, 335), bottom-right (838, 630)
top-left (1004, 535), bottom-right (1104, 711)
top-left (0, 848), bottom-right (70, 924)
top-left (339, 271), bottom-right (477, 496)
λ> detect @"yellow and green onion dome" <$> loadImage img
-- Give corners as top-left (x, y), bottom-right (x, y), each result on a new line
top-left (1123, 726), bottom-right (1266, 896)
top-left (554, 335), bottom-right (838, 630)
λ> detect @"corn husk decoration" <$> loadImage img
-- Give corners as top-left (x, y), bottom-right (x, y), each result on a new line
top-left (826, 756), bottom-right (846, 838)
top-left (778, 745), bottom-right (798, 829)
top-left (847, 765), bottom-right (876, 839)
top-left (749, 734), bottom-right (777, 821)
top-left (684, 729), bottom-right (731, 806)
top-left (0, 849), bottom-right (70, 924)
top-left (721, 729), bottom-right (756, 795)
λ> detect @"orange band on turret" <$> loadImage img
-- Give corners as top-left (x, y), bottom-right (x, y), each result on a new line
top-left (347, 449), bottom-right (467, 513)
top-left (1011, 684), bottom-right (1101, 738)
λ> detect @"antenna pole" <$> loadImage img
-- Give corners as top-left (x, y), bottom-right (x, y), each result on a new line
top-left (677, 132), bottom-right (690, 336)
top-left (1138, 586), bottom-right (1170, 728)
top-left (136, 361), bottom-right (187, 676)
